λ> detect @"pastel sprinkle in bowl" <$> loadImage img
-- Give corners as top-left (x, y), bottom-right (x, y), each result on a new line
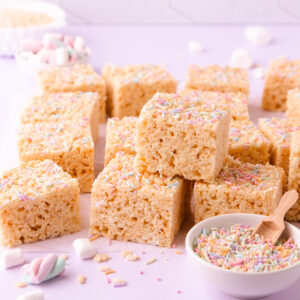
top-left (185, 213), bottom-right (300, 299)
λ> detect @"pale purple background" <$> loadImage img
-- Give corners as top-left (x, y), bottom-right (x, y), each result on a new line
top-left (0, 25), bottom-right (300, 300)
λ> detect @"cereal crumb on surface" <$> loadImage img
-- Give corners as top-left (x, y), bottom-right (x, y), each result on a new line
top-left (146, 258), bottom-right (157, 265)
top-left (77, 275), bottom-right (86, 284)
top-left (121, 250), bottom-right (139, 261)
top-left (112, 278), bottom-right (127, 287)
top-left (98, 265), bottom-right (110, 272)
top-left (93, 254), bottom-right (111, 263)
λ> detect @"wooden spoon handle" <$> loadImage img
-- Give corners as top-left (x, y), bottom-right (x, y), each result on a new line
top-left (272, 190), bottom-right (298, 220)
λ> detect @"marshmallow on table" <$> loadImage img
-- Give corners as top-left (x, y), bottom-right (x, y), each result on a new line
top-left (253, 67), bottom-right (266, 79)
top-left (0, 248), bottom-right (24, 269)
top-left (230, 48), bottom-right (253, 69)
top-left (17, 289), bottom-right (44, 300)
top-left (73, 238), bottom-right (97, 259)
top-left (188, 41), bottom-right (204, 54)
top-left (55, 47), bottom-right (69, 66)
top-left (245, 26), bottom-right (271, 45)
top-left (74, 36), bottom-right (85, 52)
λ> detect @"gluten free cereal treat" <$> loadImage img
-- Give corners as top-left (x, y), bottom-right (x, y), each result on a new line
top-left (37, 64), bottom-right (106, 122)
top-left (0, 160), bottom-right (80, 247)
top-left (102, 64), bottom-right (177, 118)
top-left (21, 92), bottom-right (100, 142)
top-left (287, 131), bottom-right (300, 221)
top-left (193, 224), bottom-right (300, 272)
top-left (18, 121), bottom-right (94, 193)
top-left (286, 89), bottom-right (300, 126)
top-left (90, 153), bottom-right (187, 247)
top-left (104, 116), bottom-right (137, 166)
top-left (185, 65), bottom-right (249, 96)
top-left (262, 58), bottom-right (300, 111)
top-left (193, 156), bottom-right (284, 222)
top-left (229, 121), bottom-right (270, 164)
top-left (180, 89), bottom-right (249, 122)
top-left (134, 92), bottom-right (231, 182)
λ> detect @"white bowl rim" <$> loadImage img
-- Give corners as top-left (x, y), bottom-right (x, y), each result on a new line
top-left (185, 213), bottom-right (300, 276)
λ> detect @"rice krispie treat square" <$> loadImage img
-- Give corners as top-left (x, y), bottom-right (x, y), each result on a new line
top-left (21, 92), bottom-right (100, 142)
top-left (262, 58), bottom-right (300, 111)
top-left (286, 89), bottom-right (300, 126)
top-left (102, 64), bottom-right (177, 118)
top-left (18, 121), bottom-right (94, 193)
top-left (37, 64), bottom-right (106, 122)
top-left (104, 116), bottom-right (137, 166)
top-left (229, 121), bottom-right (270, 164)
top-left (90, 153), bottom-right (187, 247)
top-left (258, 118), bottom-right (291, 176)
top-left (134, 92), bottom-right (231, 182)
top-left (193, 156), bottom-right (284, 222)
top-left (0, 160), bottom-right (80, 247)
top-left (287, 131), bottom-right (300, 221)
top-left (180, 89), bottom-right (249, 122)
top-left (185, 65), bottom-right (249, 96)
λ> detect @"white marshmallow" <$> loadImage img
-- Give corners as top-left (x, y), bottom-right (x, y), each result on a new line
top-left (1, 248), bottom-right (24, 269)
top-left (245, 26), bottom-right (271, 45)
top-left (73, 238), bottom-right (97, 259)
top-left (74, 36), bottom-right (85, 51)
top-left (253, 67), bottom-right (266, 78)
top-left (17, 289), bottom-right (44, 300)
top-left (188, 41), bottom-right (204, 54)
top-left (55, 47), bottom-right (69, 66)
top-left (42, 33), bottom-right (54, 47)
top-left (230, 48), bottom-right (253, 69)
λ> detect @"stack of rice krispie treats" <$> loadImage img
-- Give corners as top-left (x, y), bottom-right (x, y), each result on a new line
top-left (90, 63), bottom-right (291, 247)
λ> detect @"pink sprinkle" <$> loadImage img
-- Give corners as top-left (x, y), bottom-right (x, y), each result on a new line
top-left (108, 239), bottom-right (112, 246)
top-left (140, 271), bottom-right (144, 275)
top-left (106, 277), bottom-right (111, 284)
top-left (172, 244), bottom-right (177, 248)
top-left (177, 290), bottom-right (182, 294)
top-left (157, 277), bottom-right (162, 281)
top-left (142, 251), bottom-right (146, 255)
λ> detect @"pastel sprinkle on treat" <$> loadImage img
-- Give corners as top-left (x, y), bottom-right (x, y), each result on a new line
top-left (112, 278), bottom-right (127, 288)
top-left (193, 224), bottom-right (300, 272)
top-left (1, 248), bottom-right (24, 269)
top-left (21, 253), bottom-right (65, 284)
top-left (77, 275), bottom-right (86, 284)
top-left (146, 258), bottom-right (157, 265)
top-left (15, 281), bottom-right (27, 288)
top-left (16, 289), bottom-right (44, 300)
top-left (93, 254), bottom-right (111, 263)
top-left (73, 238), bottom-right (97, 259)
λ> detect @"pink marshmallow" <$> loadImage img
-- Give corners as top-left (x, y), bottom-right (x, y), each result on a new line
top-left (22, 39), bottom-right (43, 54)
top-left (64, 36), bottom-right (75, 47)
top-left (53, 33), bottom-right (63, 41)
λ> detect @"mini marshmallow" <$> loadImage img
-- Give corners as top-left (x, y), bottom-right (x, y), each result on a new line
top-left (1, 248), bottom-right (24, 269)
top-left (16, 289), bottom-right (44, 300)
top-left (55, 47), bottom-right (69, 66)
top-left (22, 39), bottom-right (43, 54)
top-left (74, 36), bottom-right (85, 51)
top-left (188, 41), bottom-right (204, 54)
top-left (245, 26), bottom-right (271, 45)
top-left (230, 48), bottom-right (253, 69)
top-left (73, 238), bottom-right (97, 259)
top-left (253, 67), bottom-right (266, 78)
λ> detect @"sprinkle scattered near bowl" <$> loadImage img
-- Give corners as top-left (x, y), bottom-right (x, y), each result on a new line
top-left (193, 223), bottom-right (300, 272)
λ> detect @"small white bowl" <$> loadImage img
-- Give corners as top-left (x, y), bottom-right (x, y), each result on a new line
top-left (0, 1), bottom-right (66, 56)
top-left (185, 213), bottom-right (300, 299)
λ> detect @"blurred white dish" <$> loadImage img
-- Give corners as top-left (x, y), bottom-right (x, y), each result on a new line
top-left (0, 0), bottom-right (66, 56)
top-left (185, 213), bottom-right (300, 299)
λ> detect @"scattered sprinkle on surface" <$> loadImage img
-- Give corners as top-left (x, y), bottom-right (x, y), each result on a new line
top-left (15, 281), bottom-right (27, 288)
top-left (146, 258), bottom-right (157, 265)
top-left (112, 278), bottom-right (127, 288)
top-left (193, 223), bottom-right (300, 272)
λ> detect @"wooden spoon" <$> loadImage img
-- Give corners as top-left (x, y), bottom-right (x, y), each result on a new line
top-left (252, 190), bottom-right (298, 244)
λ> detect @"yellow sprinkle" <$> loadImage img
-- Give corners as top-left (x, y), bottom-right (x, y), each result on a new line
top-left (77, 275), bottom-right (86, 284)
top-left (175, 250), bottom-right (183, 255)
top-left (146, 258), bottom-right (157, 265)
top-left (98, 265), bottom-right (110, 272)
top-left (89, 235), bottom-right (99, 242)
top-left (61, 253), bottom-right (68, 260)
top-left (15, 281), bottom-right (27, 288)
top-left (104, 269), bottom-right (115, 275)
